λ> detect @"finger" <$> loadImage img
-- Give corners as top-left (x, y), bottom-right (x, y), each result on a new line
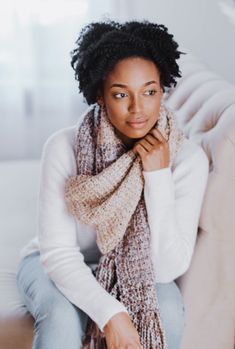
top-left (149, 128), bottom-right (167, 143)
top-left (134, 340), bottom-right (142, 348)
top-left (138, 138), bottom-right (153, 152)
top-left (144, 133), bottom-right (159, 146)
top-left (135, 143), bottom-right (148, 156)
top-left (126, 344), bottom-right (141, 349)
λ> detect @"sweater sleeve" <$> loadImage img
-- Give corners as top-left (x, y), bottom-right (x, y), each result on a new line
top-left (38, 132), bottom-right (128, 332)
top-left (143, 145), bottom-right (209, 283)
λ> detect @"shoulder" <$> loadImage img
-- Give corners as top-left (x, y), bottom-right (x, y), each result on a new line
top-left (41, 105), bottom-right (92, 161)
top-left (172, 137), bottom-right (209, 187)
top-left (43, 125), bottom-right (77, 154)
top-left (173, 137), bottom-right (209, 172)
top-left (41, 125), bottom-right (78, 177)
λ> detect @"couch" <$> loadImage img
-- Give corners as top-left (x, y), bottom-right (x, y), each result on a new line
top-left (165, 54), bottom-right (235, 349)
top-left (0, 53), bottom-right (234, 349)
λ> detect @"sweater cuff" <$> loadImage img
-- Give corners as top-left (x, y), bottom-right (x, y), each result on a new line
top-left (143, 167), bottom-right (174, 209)
top-left (98, 302), bottom-right (129, 332)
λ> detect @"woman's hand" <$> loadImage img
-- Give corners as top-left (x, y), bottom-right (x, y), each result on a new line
top-left (133, 128), bottom-right (170, 171)
top-left (104, 312), bottom-right (142, 349)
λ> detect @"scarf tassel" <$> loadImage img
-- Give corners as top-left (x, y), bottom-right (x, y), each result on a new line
top-left (135, 310), bottom-right (167, 349)
top-left (82, 319), bottom-right (107, 349)
top-left (82, 311), bottom-right (167, 349)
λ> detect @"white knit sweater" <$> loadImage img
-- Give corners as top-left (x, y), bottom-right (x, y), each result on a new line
top-left (19, 121), bottom-right (209, 332)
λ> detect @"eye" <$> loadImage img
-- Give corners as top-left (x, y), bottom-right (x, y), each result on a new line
top-left (113, 92), bottom-right (128, 99)
top-left (144, 89), bottom-right (157, 96)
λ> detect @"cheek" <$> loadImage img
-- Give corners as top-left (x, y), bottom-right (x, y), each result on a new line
top-left (146, 103), bottom-right (160, 122)
top-left (142, 95), bottom-right (161, 112)
top-left (106, 104), bottom-right (127, 125)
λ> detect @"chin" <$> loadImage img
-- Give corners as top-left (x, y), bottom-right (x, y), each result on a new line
top-left (128, 128), bottom-right (150, 138)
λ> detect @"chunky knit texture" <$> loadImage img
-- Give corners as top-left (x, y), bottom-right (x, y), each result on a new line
top-left (64, 102), bottom-right (185, 348)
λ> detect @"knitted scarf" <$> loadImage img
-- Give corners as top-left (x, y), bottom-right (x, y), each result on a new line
top-left (64, 102), bottom-right (185, 349)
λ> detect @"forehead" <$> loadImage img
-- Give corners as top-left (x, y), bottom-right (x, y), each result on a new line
top-left (105, 57), bottom-right (161, 86)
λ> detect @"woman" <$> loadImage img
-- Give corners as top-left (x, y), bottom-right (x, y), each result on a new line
top-left (16, 19), bottom-right (209, 349)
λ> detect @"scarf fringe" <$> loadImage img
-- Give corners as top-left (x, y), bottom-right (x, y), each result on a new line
top-left (82, 319), bottom-right (107, 349)
top-left (82, 311), bottom-right (167, 349)
top-left (134, 310), bottom-right (167, 349)
top-left (83, 336), bottom-right (107, 349)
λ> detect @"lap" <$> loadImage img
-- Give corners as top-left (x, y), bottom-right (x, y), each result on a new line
top-left (16, 251), bottom-right (185, 346)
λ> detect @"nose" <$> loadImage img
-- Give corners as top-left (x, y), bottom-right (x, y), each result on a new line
top-left (128, 95), bottom-right (142, 115)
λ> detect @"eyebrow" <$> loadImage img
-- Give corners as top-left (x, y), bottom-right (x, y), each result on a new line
top-left (110, 80), bottom-right (158, 89)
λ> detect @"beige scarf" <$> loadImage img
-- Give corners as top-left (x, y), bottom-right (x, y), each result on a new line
top-left (65, 102), bottom-right (185, 348)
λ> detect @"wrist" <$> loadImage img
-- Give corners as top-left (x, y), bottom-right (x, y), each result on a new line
top-left (143, 164), bottom-right (169, 172)
top-left (104, 311), bottom-right (129, 332)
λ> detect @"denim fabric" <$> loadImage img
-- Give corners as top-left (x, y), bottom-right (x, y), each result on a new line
top-left (16, 251), bottom-right (185, 349)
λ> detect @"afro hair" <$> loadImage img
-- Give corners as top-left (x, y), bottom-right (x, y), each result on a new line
top-left (71, 19), bottom-right (185, 105)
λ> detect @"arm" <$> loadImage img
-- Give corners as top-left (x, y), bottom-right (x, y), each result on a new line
top-left (38, 130), bottom-right (128, 331)
top-left (143, 145), bottom-right (209, 282)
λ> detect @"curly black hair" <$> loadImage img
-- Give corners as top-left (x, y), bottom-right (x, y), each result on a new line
top-left (71, 19), bottom-right (185, 105)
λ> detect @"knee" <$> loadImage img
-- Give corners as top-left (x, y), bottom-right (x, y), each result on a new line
top-left (33, 285), bottom-right (88, 348)
top-left (156, 281), bottom-right (185, 325)
top-left (34, 285), bottom-right (84, 331)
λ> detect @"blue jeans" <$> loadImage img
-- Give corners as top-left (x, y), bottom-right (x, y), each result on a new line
top-left (16, 251), bottom-right (185, 349)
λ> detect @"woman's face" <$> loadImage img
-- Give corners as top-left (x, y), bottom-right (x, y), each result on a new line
top-left (97, 56), bottom-right (163, 148)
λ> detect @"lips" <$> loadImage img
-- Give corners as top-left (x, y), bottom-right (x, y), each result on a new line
top-left (127, 119), bottom-right (148, 129)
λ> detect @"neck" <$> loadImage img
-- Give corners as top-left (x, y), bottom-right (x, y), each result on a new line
top-left (114, 129), bottom-right (139, 150)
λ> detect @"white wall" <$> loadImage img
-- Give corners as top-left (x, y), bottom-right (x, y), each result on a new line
top-left (109, 0), bottom-right (235, 86)
top-left (1, 0), bottom-right (234, 160)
